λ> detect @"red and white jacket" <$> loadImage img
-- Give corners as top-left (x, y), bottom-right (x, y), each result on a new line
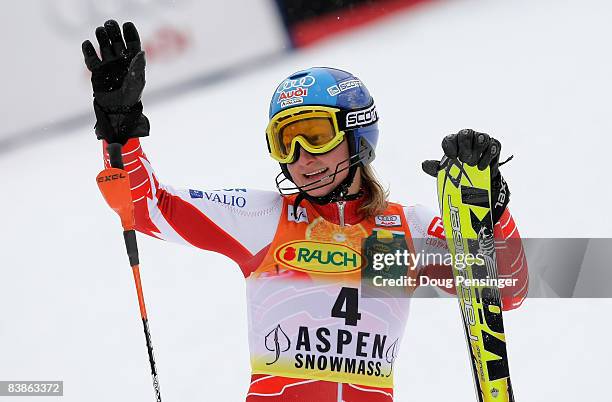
top-left (103, 139), bottom-right (528, 402)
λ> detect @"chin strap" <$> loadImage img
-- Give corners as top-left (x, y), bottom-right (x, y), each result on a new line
top-left (291, 164), bottom-right (363, 218)
top-left (279, 135), bottom-right (374, 217)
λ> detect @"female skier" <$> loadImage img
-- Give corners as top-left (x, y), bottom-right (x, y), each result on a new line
top-left (83, 20), bottom-right (528, 402)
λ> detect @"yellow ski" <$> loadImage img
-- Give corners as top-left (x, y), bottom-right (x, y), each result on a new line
top-left (437, 157), bottom-right (515, 402)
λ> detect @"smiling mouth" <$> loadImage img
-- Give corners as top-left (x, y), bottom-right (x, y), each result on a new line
top-left (303, 167), bottom-right (329, 179)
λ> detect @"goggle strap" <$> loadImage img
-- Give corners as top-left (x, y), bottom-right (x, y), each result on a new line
top-left (336, 102), bottom-right (378, 131)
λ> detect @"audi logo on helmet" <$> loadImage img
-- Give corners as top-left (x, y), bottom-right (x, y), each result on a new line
top-left (277, 76), bottom-right (316, 93)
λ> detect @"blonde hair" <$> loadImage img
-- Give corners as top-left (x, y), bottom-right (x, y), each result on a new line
top-left (359, 164), bottom-right (389, 217)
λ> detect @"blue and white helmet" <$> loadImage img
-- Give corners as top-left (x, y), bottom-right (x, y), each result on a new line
top-left (268, 67), bottom-right (379, 168)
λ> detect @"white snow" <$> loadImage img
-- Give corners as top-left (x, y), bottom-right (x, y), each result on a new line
top-left (1, 0), bottom-right (610, 401)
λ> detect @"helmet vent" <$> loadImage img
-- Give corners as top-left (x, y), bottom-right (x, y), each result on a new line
top-left (289, 72), bottom-right (309, 79)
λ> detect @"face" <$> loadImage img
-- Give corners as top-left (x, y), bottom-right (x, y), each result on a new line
top-left (287, 140), bottom-right (353, 197)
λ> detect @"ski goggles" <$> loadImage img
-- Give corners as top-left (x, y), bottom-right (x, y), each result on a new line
top-left (266, 103), bottom-right (378, 164)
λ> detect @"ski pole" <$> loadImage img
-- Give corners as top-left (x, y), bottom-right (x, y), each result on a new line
top-left (96, 142), bottom-right (162, 402)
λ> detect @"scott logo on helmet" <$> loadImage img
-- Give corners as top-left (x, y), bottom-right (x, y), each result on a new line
top-left (275, 241), bottom-right (362, 274)
top-left (277, 76), bottom-right (316, 93)
top-left (327, 79), bottom-right (362, 96)
top-left (346, 104), bottom-right (378, 128)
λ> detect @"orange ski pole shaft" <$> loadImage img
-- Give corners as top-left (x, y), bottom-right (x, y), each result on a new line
top-left (97, 142), bottom-right (162, 402)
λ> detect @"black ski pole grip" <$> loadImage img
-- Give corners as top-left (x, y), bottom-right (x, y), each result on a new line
top-left (123, 230), bottom-right (140, 266)
top-left (107, 142), bottom-right (125, 169)
top-left (438, 155), bottom-right (449, 171)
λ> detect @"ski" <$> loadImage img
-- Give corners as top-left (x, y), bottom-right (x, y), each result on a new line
top-left (436, 157), bottom-right (515, 402)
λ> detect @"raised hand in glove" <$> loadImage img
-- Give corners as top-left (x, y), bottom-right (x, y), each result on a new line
top-left (422, 129), bottom-right (511, 223)
top-left (82, 20), bottom-right (149, 145)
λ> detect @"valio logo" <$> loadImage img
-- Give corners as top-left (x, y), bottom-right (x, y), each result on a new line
top-left (274, 241), bottom-right (362, 274)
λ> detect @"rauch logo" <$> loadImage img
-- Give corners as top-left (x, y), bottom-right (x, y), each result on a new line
top-left (274, 241), bottom-right (362, 274)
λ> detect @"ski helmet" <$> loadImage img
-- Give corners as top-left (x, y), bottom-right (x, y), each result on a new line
top-left (266, 67), bottom-right (379, 201)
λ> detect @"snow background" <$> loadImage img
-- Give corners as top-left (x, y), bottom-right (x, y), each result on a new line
top-left (1, 0), bottom-right (610, 400)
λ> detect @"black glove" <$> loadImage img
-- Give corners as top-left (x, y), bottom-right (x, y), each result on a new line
top-left (422, 129), bottom-right (511, 223)
top-left (82, 20), bottom-right (149, 145)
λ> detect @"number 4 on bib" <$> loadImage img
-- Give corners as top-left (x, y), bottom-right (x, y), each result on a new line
top-left (331, 287), bottom-right (362, 326)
